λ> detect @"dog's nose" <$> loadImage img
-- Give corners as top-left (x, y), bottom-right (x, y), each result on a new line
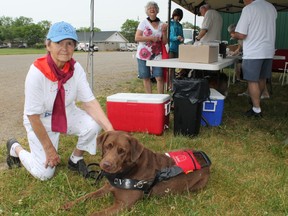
top-left (102, 161), bottom-right (112, 170)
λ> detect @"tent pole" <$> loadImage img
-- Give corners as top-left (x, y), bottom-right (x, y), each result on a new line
top-left (193, 8), bottom-right (197, 41)
top-left (89, 0), bottom-right (95, 92)
top-left (167, 0), bottom-right (171, 46)
top-left (165, 0), bottom-right (171, 92)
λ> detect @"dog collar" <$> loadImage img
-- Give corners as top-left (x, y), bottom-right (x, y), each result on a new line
top-left (102, 166), bottom-right (184, 194)
top-left (103, 174), bottom-right (155, 193)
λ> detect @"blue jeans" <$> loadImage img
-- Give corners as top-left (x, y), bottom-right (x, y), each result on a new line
top-left (137, 58), bottom-right (163, 79)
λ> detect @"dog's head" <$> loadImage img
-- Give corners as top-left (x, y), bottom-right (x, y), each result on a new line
top-left (97, 131), bottom-right (144, 174)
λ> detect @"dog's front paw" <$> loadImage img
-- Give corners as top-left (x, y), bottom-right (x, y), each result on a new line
top-left (60, 201), bottom-right (75, 210)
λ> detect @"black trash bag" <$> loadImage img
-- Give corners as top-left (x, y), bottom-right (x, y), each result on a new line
top-left (172, 78), bottom-right (210, 137)
top-left (173, 78), bottom-right (210, 104)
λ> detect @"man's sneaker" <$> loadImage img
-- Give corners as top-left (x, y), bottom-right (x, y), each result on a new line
top-left (245, 108), bottom-right (263, 118)
top-left (237, 91), bottom-right (249, 97)
top-left (261, 94), bottom-right (270, 99)
top-left (6, 139), bottom-right (21, 169)
top-left (68, 158), bottom-right (89, 178)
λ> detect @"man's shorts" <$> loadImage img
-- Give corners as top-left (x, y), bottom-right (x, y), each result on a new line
top-left (137, 58), bottom-right (163, 79)
top-left (242, 59), bottom-right (272, 82)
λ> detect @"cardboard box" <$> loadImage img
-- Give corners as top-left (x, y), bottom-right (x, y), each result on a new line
top-left (179, 44), bottom-right (218, 63)
top-left (107, 93), bottom-right (171, 135)
top-left (201, 88), bottom-right (225, 126)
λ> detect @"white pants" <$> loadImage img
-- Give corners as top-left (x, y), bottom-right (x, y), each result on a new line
top-left (20, 106), bottom-right (102, 181)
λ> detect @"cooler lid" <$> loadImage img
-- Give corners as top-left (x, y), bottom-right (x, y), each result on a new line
top-left (209, 88), bottom-right (225, 100)
top-left (107, 93), bottom-right (171, 103)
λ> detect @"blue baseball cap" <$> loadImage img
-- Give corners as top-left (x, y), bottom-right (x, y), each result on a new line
top-left (46, 21), bottom-right (78, 42)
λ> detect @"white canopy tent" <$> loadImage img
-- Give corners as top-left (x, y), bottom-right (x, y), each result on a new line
top-left (171, 0), bottom-right (288, 14)
top-left (167, 0), bottom-right (288, 45)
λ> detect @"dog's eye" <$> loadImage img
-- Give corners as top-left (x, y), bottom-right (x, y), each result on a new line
top-left (118, 148), bottom-right (125, 154)
top-left (106, 143), bottom-right (113, 149)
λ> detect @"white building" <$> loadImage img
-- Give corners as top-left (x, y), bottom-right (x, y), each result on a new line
top-left (77, 31), bottom-right (129, 51)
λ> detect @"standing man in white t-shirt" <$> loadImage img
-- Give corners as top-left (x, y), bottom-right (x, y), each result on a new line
top-left (231, 0), bottom-right (277, 117)
top-left (195, 4), bottom-right (223, 43)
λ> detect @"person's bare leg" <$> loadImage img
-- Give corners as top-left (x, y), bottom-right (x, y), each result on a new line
top-left (72, 148), bottom-right (84, 157)
top-left (245, 81), bottom-right (262, 117)
top-left (259, 78), bottom-right (266, 93)
top-left (155, 77), bottom-right (164, 94)
top-left (236, 63), bottom-right (242, 81)
top-left (261, 82), bottom-right (270, 99)
top-left (168, 68), bottom-right (175, 90)
top-left (143, 78), bottom-right (152, 93)
top-left (248, 81), bottom-right (261, 108)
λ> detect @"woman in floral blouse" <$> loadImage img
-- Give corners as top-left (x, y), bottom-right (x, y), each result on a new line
top-left (135, 1), bottom-right (168, 94)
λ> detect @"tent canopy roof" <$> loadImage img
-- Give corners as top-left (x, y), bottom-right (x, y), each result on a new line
top-left (172, 0), bottom-right (288, 14)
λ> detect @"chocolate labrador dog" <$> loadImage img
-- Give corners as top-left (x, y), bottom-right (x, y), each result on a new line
top-left (62, 131), bottom-right (211, 216)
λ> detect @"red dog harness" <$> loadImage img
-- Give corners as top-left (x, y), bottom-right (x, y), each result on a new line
top-left (166, 150), bottom-right (202, 174)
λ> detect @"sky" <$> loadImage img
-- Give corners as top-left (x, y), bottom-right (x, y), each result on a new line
top-left (1, 0), bottom-right (203, 31)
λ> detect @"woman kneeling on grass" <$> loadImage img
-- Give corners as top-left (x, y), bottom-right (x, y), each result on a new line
top-left (6, 21), bottom-right (113, 181)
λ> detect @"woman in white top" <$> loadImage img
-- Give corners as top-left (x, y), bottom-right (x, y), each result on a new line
top-left (6, 21), bottom-right (114, 181)
top-left (135, 1), bottom-right (168, 94)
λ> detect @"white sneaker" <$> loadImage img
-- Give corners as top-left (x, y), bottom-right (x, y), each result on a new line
top-left (261, 95), bottom-right (270, 99)
top-left (238, 91), bottom-right (249, 97)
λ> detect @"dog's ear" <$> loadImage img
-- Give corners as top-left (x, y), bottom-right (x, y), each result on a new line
top-left (97, 131), bottom-right (110, 150)
top-left (129, 136), bottom-right (144, 162)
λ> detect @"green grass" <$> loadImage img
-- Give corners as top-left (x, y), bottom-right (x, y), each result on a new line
top-left (0, 71), bottom-right (287, 216)
top-left (0, 48), bottom-right (47, 55)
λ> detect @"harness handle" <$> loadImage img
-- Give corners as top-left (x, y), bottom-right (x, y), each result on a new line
top-left (86, 163), bottom-right (104, 184)
top-left (193, 151), bottom-right (212, 168)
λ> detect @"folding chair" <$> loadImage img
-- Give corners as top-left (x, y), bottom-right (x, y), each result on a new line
top-left (279, 62), bottom-right (288, 85)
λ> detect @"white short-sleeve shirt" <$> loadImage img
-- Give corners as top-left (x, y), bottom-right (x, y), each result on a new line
top-left (235, 0), bottom-right (277, 59)
top-left (201, 9), bottom-right (223, 43)
top-left (23, 62), bottom-right (95, 125)
top-left (136, 19), bottom-right (165, 60)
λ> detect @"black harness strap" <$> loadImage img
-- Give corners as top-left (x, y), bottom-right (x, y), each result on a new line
top-left (101, 166), bottom-right (184, 194)
top-left (104, 175), bottom-right (155, 193)
top-left (147, 166), bottom-right (184, 193)
top-left (184, 150), bottom-right (198, 170)
top-left (86, 163), bottom-right (104, 183)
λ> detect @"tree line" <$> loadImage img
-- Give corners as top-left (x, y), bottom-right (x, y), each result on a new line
top-left (0, 16), bottom-right (199, 48)
top-left (0, 16), bottom-right (51, 48)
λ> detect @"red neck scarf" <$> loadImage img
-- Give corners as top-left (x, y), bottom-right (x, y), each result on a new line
top-left (34, 53), bottom-right (75, 133)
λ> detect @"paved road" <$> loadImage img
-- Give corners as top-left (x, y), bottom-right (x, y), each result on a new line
top-left (0, 52), bottom-right (137, 143)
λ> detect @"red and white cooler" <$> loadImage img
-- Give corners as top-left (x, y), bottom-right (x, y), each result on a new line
top-left (106, 93), bottom-right (171, 135)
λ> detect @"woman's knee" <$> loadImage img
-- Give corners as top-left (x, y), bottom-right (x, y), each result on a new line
top-left (155, 77), bottom-right (163, 82)
top-left (19, 150), bottom-right (55, 181)
top-left (90, 120), bottom-right (101, 133)
top-left (81, 120), bottom-right (101, 138)
top-left (31, 167), bottom-right (55, 181)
